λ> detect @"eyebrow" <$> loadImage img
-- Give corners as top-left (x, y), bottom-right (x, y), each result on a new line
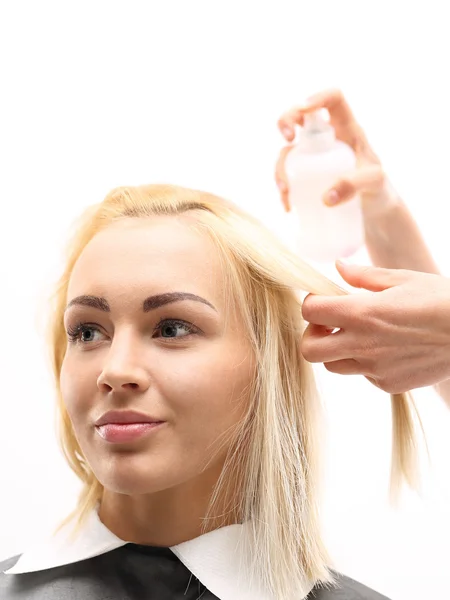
top-left (64, 292), bottom-right (217, 313)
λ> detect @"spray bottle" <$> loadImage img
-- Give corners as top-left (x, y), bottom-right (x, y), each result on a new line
top-left (284, 110), bottom-right (365, 263)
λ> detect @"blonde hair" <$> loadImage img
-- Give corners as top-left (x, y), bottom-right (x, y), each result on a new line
top-left (47, 184), bottom-right (425, 599)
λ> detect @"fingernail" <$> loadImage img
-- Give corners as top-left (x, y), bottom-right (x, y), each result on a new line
top-left (277, 179), bottom-right (287, 192)
top-left (281, 126), bottom-right (293, 139)
top-left (336, 259), bottom-right (349, 268)
top-left (300, 95), bottom-right (319, 109)
top-left (325, 189), bottom-right (340, 205)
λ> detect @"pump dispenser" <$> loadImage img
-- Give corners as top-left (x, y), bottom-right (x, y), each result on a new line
top-left (284, 110), bottom-right (365, 263)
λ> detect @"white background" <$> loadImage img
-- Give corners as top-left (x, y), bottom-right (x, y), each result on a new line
top-left (0, 2), bottom-right (449, 599)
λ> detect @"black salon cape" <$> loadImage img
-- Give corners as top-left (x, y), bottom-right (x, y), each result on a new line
top-left (0, 543), bottom-right (390, 599)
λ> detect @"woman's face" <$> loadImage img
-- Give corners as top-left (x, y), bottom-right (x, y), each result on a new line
top-left (60, 215), bottom-right (254, 495)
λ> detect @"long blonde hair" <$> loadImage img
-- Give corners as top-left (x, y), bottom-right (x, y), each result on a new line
top-left (47, 184), bottom-right (425, 599)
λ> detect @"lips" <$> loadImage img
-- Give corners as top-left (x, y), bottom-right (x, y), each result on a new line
top-left (95, 410), bottom-right (165, 427)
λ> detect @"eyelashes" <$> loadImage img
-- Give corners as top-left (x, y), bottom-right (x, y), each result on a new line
top-left (66, 322), bottom-right (101, 344)
top-left (66, 318), bottom-right (200, 345)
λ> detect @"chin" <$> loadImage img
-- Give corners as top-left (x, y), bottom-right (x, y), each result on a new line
top-left (91, 453), bottom-right (189, 495)
top-left (100, 477), bottom-right (168, 496)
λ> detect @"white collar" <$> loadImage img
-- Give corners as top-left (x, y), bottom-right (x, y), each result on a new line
top-left (3, 507), bottom-right (315, 600)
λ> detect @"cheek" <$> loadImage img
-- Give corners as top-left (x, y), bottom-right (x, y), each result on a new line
top-left (162, 344), bottom-right (254, 425)
top-left (59, 356), bottom-right (98, 424)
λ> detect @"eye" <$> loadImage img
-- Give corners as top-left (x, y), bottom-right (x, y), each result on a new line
top-left (153, 319), bottom-right (198, 339)
top-left (65, 318), bottom-right (199, 346)
top-left (66, 322), bottom-right (104, 344)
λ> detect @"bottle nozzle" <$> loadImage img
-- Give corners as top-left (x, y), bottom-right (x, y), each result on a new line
top-left (303, 110), bottom-right (329, 133)
top-left (295, 109), bottom-right (335, 150)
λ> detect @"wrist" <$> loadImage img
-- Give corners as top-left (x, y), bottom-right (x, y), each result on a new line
top-left (361, 178), bottom-right (403, 221)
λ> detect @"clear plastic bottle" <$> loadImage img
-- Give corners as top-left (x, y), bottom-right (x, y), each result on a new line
top-left (284, 110), bottom-right (365, 263)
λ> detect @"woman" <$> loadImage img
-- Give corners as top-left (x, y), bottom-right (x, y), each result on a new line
top-left (0, 183), bottom-right (419, 599)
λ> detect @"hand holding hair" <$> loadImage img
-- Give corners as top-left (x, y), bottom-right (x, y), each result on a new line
top-left (301, 261), bottom-right (450, 395)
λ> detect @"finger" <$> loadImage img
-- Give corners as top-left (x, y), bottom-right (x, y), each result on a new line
top-left (335, 262), bottom-right (414, 292)
top-left (277, 107), bottom-right (306, 142)
top-left (275, 145), bottom-right (294, 211)
top-left (278, 89), bottom-right (352, 137)
top-left (324, 358), bottom-right (364, 375)
top-left (323, 164), bottom-right (385, 206)
top-left (301, 324), bottom-right (350, 363)
top-left (303, 88), bottom-right (356, 128)
top-left (302, 293), bottom-right (356, 328)
top-left (278, 89), bottom-right (355, 137)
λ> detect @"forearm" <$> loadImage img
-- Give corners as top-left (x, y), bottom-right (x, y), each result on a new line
top-left (362, 182), bottom-right (440, 274)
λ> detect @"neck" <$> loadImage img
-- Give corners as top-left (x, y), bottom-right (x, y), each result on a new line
top-left (98, 464), bottom-right (241, 547)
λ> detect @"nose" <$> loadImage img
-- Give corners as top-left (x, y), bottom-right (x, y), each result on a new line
top-left (97, 342), bottom-right (151, 394)
top-left (97, 365), bottom-right (151, 394)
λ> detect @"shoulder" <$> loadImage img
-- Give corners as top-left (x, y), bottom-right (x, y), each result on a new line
top-left (0, 554), bottom-right (22, 574)
top-left (0, 553), bottom-right (102, 600)
top-left (310, 571), bottom-right (392, 600)
top-left (0, 555), bottom-right (22, 599)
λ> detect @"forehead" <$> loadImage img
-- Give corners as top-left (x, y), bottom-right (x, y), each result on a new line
top-left (67, 216), bottom-right (225, 303)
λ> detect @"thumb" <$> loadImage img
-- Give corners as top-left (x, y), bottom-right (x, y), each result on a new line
top-left (335, 261), bottom-right (412, 291)
top-left (323, 164), bottom-right (384, 206)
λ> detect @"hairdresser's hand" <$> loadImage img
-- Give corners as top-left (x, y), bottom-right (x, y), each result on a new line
top-left (275, 88), bottom-right (393, 214)
top-left (301, 261), bottom-right (450, 394)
